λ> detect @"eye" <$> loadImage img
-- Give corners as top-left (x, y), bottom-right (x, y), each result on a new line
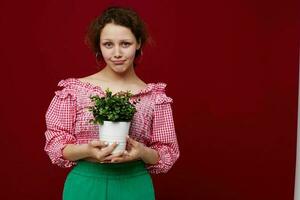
top-left (122, 42), bottom-right (131, 48)
top-left (103, 42), bottom-right (113, 48)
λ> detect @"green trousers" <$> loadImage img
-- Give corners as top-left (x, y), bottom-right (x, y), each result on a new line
top-left (63, 160), bottom-right (155, 200)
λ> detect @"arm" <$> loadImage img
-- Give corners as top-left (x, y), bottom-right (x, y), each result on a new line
top-left (62, 143), bottom-right (90, 161)
top-left (140, 145), bottom-right (159, 165)
top-left (63, 141), bottom-right (119, 162)
top-left (146, 93), bottom-right (180, 174)
top-left (44, 88), bottom-right (79, 167)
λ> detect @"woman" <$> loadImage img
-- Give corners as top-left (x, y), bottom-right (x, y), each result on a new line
top-left (44, 6), bottom-right (180, 200)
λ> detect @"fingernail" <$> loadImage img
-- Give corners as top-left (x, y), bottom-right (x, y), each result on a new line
top-left (104, 142), bottom-right (108, 145)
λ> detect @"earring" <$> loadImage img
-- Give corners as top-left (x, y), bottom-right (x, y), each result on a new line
top-left (137, 49), bottom-right (143, 56)
top-left (96, 51), bottom-right (99, 59)
top-left (95, 51), bottom-right (104, 67)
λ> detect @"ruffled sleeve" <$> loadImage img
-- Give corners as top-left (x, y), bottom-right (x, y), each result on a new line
top-left (146, 83), bottom-right (180, 174)
top-left (44, 80), bottom-right (78, 168)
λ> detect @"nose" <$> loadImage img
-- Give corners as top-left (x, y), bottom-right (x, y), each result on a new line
top-left (113, 46), bottom-right (123, 58)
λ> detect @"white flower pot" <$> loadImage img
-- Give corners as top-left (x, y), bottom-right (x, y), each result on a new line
top-left (99, 121), bottom-right (131, 155)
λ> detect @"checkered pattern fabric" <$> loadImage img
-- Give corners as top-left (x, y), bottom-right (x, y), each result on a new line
top-left (44, 78), bottom-right (180, 174)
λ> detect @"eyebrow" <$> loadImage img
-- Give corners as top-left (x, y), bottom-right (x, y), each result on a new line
top-left (102, 39), bottom-right (132, 41)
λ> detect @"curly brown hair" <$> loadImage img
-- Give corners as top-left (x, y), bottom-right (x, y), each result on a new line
top-left (84, 6), bottom-right (151, 67)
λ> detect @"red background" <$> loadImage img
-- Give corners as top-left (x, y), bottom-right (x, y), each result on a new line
top-left (0, 0), bottom-right (299, 199)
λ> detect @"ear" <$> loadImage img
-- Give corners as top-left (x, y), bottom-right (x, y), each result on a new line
top-left (136, 38), bottom-right (141, 50)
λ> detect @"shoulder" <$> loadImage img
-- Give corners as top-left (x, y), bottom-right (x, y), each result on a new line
top-left (58, 71), bottom-right (104, 87)
top-left (57, 77), bottom-right (79, 88)
top-left (150, 82), bottom-right (173, 104)
top-left (54, 78), bottom-right (80, 101)
top-left (57, 76), bottom-right (98, 91)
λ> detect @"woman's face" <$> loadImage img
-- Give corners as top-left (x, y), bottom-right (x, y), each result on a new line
top-left (99, 23), bottom-right (141, 73)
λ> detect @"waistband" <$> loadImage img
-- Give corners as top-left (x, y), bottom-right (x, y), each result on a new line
top-left (70, 159), bottom-right (148, 179)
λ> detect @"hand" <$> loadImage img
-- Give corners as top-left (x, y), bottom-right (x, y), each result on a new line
top-left (102, 136), bottom-right (146, 163)
top-left (84, 139), bottom-right (123, 162)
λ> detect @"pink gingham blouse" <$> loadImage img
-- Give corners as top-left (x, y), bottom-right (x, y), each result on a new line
top-left (44, 78), bottom-right (180, 174)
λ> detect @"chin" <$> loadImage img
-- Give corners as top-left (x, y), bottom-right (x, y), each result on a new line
top-left (111, 64), bottom-right (129, 73)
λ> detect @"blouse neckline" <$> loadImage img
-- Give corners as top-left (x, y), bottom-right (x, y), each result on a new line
top-left (67, 78), bottom-right (157, 97)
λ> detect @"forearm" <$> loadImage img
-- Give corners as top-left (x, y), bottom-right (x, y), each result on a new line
top-left (62, 143), bottom-right (90, 161)
top-left (140, 146), bottom-right (159, 165)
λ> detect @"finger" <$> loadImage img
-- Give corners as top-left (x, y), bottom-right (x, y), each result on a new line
top-left (127, 136), bottom-right (135, 142)
top-left (99, 140), bottom-right (109, 147)
top-left (103, 151), bottom-right (125, 161)
top-left (111, 152), bottom-right (131, 162)
top-left (89, 140), bottom-right (100, 147)
top-left (100, 161), bottom-right (110, 164)
top-left (126, 136), bottom-right (134, 144)
top-left (100, 142), bottom-right (118, 156)
top-left (111, 157), bottom-right (123, 163)
top-left (126, 143), bottom-right (133, 150)
top-left (90, 140), bottom-right (108, 148)
top-left (123, 150), bottom-right (129, 156)
top-left (112, 156), bottom-right (130, 163)
top-left (127, 137), bottom-right (138, 147)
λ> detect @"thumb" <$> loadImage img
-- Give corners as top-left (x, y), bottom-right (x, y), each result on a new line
top-left (89, 140), bottom-right (100, 147)
top-left (89, 140), bottom-right (107, 147)
top-left (127, 136), bottom-right (138, 146)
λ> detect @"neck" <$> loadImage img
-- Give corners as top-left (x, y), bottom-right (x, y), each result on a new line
top-left (100, 64), bottom-right (138, 83)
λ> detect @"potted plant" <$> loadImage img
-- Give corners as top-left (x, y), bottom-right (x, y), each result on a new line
top-left (89, 89), bottom-right (139, 154)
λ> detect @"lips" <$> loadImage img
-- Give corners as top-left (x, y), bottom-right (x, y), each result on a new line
top-left (112, 60), bottom-right (126, 64)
